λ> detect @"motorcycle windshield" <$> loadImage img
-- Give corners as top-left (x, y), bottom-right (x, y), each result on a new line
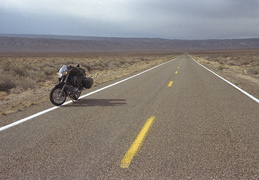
top-left (58, 65), bottom-right (68, 78)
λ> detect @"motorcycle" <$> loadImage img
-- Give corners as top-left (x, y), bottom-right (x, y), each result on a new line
top-left (50, 65), bottom-right (93, 106)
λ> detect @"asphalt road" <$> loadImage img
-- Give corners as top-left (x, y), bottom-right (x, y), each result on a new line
top-left (1, 54), bottom-right (258, 179)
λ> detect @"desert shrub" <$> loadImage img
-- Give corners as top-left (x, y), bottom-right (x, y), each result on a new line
top-left (12, 64), bottom-right (29, 77)
top-left (28, 70), bottom-right (47, 82)
top-left (218, 66), bottom-right (224, 70)
top-left (18, 77), bottom-right (35, 90)
top-left (65, 61), bottom-right (75, 65)
top-left (246, 67), bottom-right (259, 75)
top-left (27, 64), bottom-right (40, 71)
top-left (126, 60), bottom-right (137, 65)
top-left (240, 61), bottom-right (250, 66)
top-left (77, 60), bottom-right (89, 67)
top-left (219, 60), bottom-right (224, 65)
top-left (1, 60), bottom-right (12, 72)
top-left (92, 63), bottom-right (106, 71)
top-left (226, 62), bottom-right (236, 66)
top-left (139, 57), bottom-right (147, 61)
top-left (43, 66), bottom-right (57, 76)
top-left (81, 65), bottom-right (92, 72)
top-left (0, 75), bottom-right (16, 92)
top-left (252, 59), bottom-right (259, 66)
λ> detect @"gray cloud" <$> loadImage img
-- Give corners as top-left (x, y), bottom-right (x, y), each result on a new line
top-left (1, 0), bottom-right (259, 39)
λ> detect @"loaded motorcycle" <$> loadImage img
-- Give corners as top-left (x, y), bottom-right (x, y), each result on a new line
top-left (49, 64), bottom-right (93, 106)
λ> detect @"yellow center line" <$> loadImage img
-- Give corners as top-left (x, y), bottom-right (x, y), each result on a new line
top-left (120, 116), bottom-right (156, 168)
top-left (168, 81), bottom-right (173, 87)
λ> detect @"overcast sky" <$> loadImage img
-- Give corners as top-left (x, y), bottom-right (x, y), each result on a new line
top-left (1, 0), bottom-right (259, 39)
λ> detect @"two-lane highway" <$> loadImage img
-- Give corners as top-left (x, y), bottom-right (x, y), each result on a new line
top-left (1, 54), bottom-right (258, 179)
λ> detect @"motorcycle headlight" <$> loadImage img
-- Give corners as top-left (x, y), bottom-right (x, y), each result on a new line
top-left (57, 65), bottom-right (68, 78)
top-left (58, 72), bottom-right (63, 78)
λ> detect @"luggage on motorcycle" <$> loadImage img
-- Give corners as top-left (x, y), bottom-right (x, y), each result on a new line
top-left (82, 77), bottom-right (93, 89)
top-left (77, 68), bottom-right (85, 76)
top-left (70, 67), bottom-right (85, 76)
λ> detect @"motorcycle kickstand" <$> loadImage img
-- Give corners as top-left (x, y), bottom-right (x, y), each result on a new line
top-left (70, 97), bottom-right (76, 103)
top-left (70, 97), bottom-right (79, 103)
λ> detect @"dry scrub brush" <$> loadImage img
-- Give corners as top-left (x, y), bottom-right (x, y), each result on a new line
top-left (0, 53), bottom-right (178, 93)
top-left (0, 59), bottom-right (57, 92)
top-left (191, 50), bottom-right (259, 76)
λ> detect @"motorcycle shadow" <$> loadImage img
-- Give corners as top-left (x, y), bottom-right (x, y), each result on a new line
top-left (64, 98), bottom-right (127, 107)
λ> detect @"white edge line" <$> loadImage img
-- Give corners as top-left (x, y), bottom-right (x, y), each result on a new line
top-left (190, 55), bottom-right (259, 104)
top-left (0, 58), bottom-right (176, 132)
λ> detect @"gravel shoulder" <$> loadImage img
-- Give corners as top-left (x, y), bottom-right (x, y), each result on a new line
top-left (191, 53), bottom-right (259, 100)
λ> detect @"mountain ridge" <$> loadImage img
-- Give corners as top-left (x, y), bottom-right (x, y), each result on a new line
top-left (0, 34), bottom-right (258, 53)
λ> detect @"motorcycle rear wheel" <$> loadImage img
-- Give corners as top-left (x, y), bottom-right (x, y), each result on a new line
top-left (50, 87), bottom-right (66, 106)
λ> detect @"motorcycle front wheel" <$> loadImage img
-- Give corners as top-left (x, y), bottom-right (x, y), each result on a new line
top-left (49, 87), bottom-right (66, 106)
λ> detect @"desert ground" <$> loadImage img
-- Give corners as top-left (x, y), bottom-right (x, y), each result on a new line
top-left (0, 52), bottom-right (180, 116)
top-left (0, 50), bottom-right (258, 116)
top-left (190, 49), bottom-right (259, 100)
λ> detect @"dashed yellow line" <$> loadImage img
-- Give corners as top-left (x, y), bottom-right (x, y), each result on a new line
top-left (120, 116), bottom-right (156, 168)
top-left (175, 71), bottom-right (178, 74)
top-left (168, 81), bottom-right (173, 87)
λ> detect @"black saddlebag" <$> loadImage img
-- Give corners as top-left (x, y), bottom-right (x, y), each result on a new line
top-left (82, 77), bottom-right (93, 89)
